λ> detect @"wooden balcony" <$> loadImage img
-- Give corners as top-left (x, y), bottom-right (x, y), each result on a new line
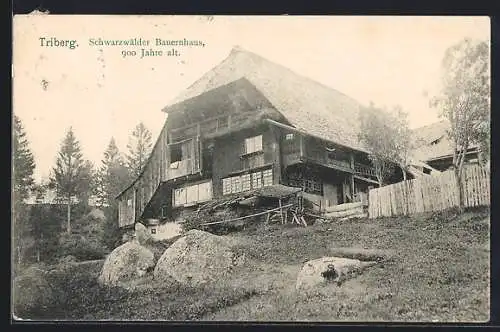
top-left (354, 163), bottom-right (377, 178)
top-left (281, 134), bottom-right (377, 179)
top-left (166, 158), bottom-right (193, 180)
top-left (282, 149), bottom-right (376, 178)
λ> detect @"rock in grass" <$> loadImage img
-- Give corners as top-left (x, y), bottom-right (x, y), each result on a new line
top-left (296, 257), bottom-right (377, 291)
top-left (98, 241), bottom-right (155, 286)
top-left (153, 230), bottom-right (245, 287)
top-left (329, 247), bottom-right (396, 262)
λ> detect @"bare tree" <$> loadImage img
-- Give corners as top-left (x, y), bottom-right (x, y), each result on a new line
top-left (358, 104), bottom-right (398, 187)
top-left (391, 105), bottom-right (413, 181)
top-left (430, 38), bottom-right (490, 209)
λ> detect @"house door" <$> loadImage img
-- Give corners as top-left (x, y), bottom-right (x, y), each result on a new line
top-left (342, 179), bottom-right (352, 203)
top-left (338, 185), bottom-right (344, 204)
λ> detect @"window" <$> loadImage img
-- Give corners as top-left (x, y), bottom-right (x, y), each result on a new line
top-left (173, 181), bottom-right (213, 207)
top-left (186, 185), bottom-right (198, 204)
top-left (244, 135), bottom-right (263, 154)
top-left (241, 174), bottom-right (251, 191)
top-left (222, 178), bottom-right (231, 195)
top-left (173, 187), bottom-right (186, 206)
top-left (198, 181), bottom-right (213, 201)
top-left (222, 168), bottom-right (273, 195)
top-left (161, 205), bottom-right (168, 218)
top-left (231, 176), bottom-right (242, 193)
top-left (170, 144), bottom-right (182, 162)
top-left (285, 133), bottom-right (294, 140)
top-left (151, 228), bottom-right (157, 234)
top-left (430, 136), bottom-right (443, 145)
top-left (217, 116), bottom-right (229, 129)
top-left (263, 169), bottom-right (273, 187)
top-left (127, 199), bottom-right (132, 207)
top-left (170, 140), bottom-right (192, 164)
top-left (252, 172), bottom-right (263, 189)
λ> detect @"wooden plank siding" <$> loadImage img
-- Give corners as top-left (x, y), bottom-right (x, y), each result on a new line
top-left (212, 123), bottom-right (280, 197)
top-left (368, 165), bottom-right (490, 218)
top-left (117, 85), bottom-right (279, 227)
top-left (118, 122), bottom-right (168, 228)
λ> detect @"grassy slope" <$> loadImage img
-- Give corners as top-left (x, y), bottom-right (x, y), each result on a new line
top-left (204, 208), bottom-right (490, 322)
top-left (17, 208), bottom-right (489, 322)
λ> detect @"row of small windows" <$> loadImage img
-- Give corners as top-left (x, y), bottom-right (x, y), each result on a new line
top-left (222, 168), bottom-right (273, 195)
top-left (173, 181), bottom-right (213, 207)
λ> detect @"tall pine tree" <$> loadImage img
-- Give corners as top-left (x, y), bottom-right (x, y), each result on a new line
top-left (50, 127), bottom-right (91, 234)
top-left (13, 115), bottom-right (35, 200)
top-left (126, 122), bottom-right (153, 177)
top-left (12, 115), bottom-right (36, 266)
top-left (97, 138), bottom-right (130, 249)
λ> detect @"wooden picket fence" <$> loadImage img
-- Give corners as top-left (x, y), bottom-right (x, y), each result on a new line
top-left (368, 165), bottom-right (490, 218)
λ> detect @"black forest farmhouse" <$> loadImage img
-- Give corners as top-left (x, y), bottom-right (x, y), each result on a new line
top-left (116, 46), bottom-right (404, 237)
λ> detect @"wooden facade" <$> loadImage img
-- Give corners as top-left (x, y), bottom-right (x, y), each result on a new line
top-left (116, 72), bottom-right (390, 229)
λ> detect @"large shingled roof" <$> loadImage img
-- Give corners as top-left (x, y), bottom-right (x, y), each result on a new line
top-left (410, 120), bottom-right (479, 161)
top-left (162, 46), bottom-right (368, 152)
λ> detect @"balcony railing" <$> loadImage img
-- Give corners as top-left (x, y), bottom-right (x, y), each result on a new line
top-left (354, 163), bottom-right (377, 178)
top-left (166, 158), bottom-right (193, 180)
top-left (283, 151), bottom-right (376, 177)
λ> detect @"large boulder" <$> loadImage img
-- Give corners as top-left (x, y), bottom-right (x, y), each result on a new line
top-left (153, 230), bottom-right (245, 287)
top-left (13, 266), bottom-right (54, 316)
top-left (98, 241), bottom-right (155, 286)
top-left (296, 257), bottom-right (377, 291)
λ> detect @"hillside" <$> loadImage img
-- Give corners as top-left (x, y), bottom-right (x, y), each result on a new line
top-left (13, 208), bottom-right (490, 322)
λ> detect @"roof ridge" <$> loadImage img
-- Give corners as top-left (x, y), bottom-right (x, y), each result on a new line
top-left (228, 46), bottom-right (363, 106)
top-left (164, 45), bottom-right (364, 111)
top-left (162, 46), bottom-right (247, 112)
top-left (412, 119), bottom-right (449, 132)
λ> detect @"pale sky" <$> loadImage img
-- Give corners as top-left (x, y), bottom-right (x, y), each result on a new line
top-left (13, 15), bottom-right (490, 183)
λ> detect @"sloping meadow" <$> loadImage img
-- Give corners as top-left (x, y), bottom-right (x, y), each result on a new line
top-left (13, 207), bottom-right (490, 322)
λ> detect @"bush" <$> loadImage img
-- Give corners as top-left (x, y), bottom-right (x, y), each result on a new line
top-left (45, 260), bottom-right (130, 318)
top-left (181, 208), bottom-right (243, 235)
top-left (58, 233), bottom-right (108, 261)
top-left (13, 266), bottom-right (55, 318)
top-left (56, 211), bottom-right (110, 261)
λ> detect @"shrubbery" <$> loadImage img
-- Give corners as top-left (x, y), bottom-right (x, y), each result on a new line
top-left (58, 233), bottom-right (108, 261)
top-left (180, 208), bottom-right (244, 235)
top-left (56, 212), bottom-right (109, 261)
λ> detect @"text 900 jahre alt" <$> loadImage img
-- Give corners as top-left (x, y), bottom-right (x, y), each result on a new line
top-left (39, 37), bottom-right (207, 58)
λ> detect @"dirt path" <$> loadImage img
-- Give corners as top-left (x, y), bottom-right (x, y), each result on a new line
top-left (201, 263), bottom-right (301, 320)
top-left (202, 261), bottom-right (374, 321)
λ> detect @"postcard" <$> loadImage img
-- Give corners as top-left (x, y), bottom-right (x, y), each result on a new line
top-left (12, 15), bottom-right (490, 322)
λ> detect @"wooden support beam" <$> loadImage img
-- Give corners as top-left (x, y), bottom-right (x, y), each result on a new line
top-left (279, 198), bottom-right (284, 224)
top-left (351, 174), bottom-right (355, 202)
